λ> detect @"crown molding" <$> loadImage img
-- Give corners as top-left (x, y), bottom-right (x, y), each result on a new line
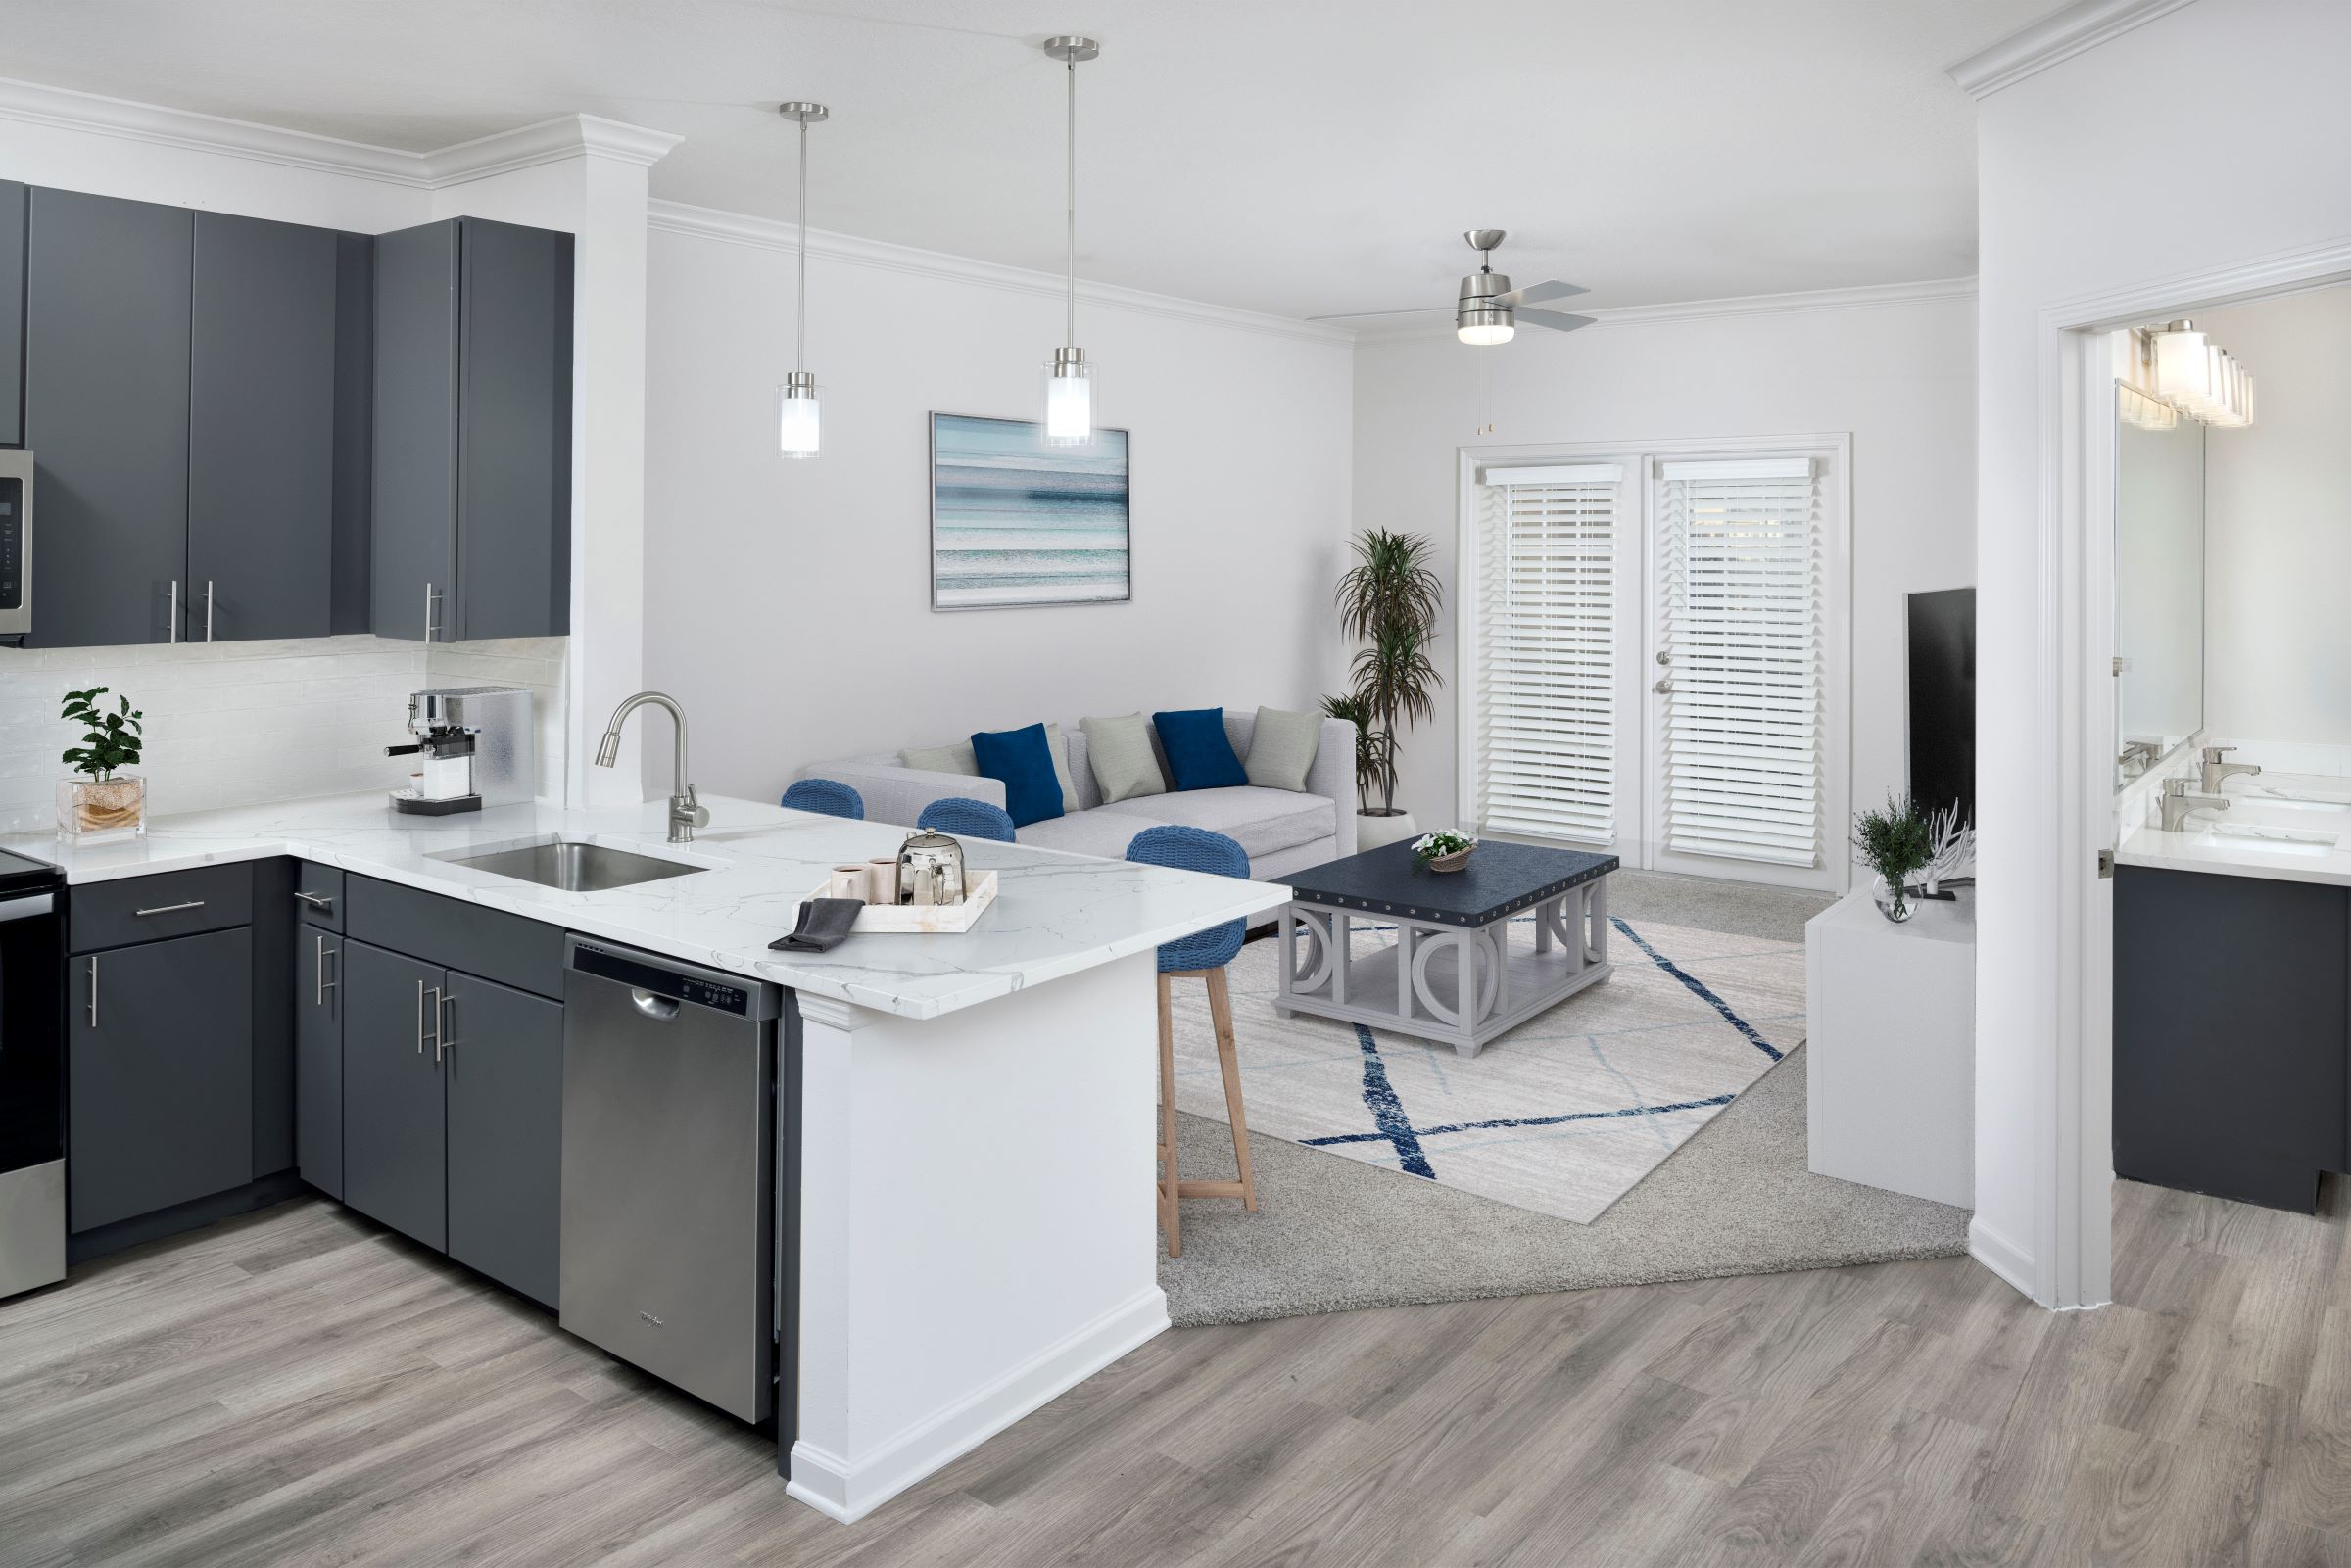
top-left (646, 198), bottom-right (1355, 349)
top-left (1346, 274), bottom-right (1978, 344)
top-left (1946, 0), bottom-right (2200, 100)
top-left (0, 76), bottom-right (679, 189)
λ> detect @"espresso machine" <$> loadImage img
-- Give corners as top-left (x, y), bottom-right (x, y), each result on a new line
top-left (387, 686), bottom-right (535, 815)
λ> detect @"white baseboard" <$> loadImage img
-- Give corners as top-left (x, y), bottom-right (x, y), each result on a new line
top-left (1968, 1216), bottom-right (2037, 1301)
top-left (788, 1285), bottom-right (1170, 1524)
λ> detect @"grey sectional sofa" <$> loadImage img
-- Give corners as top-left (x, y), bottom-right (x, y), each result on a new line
top-left (796, 712), bottom-right (1358, 879)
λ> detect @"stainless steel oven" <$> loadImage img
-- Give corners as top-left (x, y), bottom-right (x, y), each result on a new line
top-left (0, 449), bottom-right (30, 641)
top-left (0, 846), bottom-right (67, 1298)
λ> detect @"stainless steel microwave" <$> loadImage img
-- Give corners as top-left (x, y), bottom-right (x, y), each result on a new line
top-left (0, 449), bottom-right (29, 641)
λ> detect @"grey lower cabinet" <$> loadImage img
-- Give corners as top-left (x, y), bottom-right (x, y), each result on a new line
top-left (2113, 864), bottom-right (2349, 1212)
top-left (294, 924), bottom-right (345, 1199)
top-left (22, 188), bottom-right (192, 648)
top-left (337, 935), bottom-right (562, 1307)
top-left (69, 927), bottom-right (255, 1232)
top-left (371, 215), bottom-right (572, 642)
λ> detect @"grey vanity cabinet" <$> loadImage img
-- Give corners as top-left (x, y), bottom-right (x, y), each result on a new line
top-left (21, 188), bottom-right (193, 648)
top-left (68, 927), bottom-right (255, 1232)
top-left (1, 180), bottom-right (24, 447)
top-left (186, 212), bottom-right (339, 641)
top-left (341, 938), bottom-right (450, 1250)
top-left (443, 972), bottom-right (562, 1307)
top-left (371, 215), bottom-right (572, 642)
top-left (294, 924), bottom-right (345, 1199)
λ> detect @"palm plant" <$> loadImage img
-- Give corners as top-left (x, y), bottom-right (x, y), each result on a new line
top-left (1333, 530), bottom-right (1444, 817)
top-left (1319, 691), bottom-right (1378, 812)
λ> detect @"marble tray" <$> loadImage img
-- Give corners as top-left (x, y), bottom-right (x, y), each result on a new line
top-left (808, 869), bottom-right (998, 933)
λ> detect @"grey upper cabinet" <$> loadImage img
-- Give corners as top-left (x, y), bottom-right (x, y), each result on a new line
top-left (70, 927), bottom-right (255, 1232)
top-left (22, 189), bottom-right (192, 648)
top-left (373, 216), bottom-right (572, 642)
top-left (341, 938), bottom-right (449, 1251)
top-left (188, 213), bottom-right (337, 641)
top-left (0, 181), bottom-right (24, 448)
top-left (444, 971), bottom-right (562, 1307)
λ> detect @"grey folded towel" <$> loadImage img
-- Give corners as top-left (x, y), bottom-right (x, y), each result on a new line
top-left (771, 897), bottom-right (864, 952)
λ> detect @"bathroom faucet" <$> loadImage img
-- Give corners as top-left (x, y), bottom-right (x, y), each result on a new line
top-left (594, 691), bottom-right (709, 843)
top-left (2201, 745), bottom-right (2262, 794)
top-left (2118, 739), bottom-right (2159, 775)
top-left (2160, 777), bottom-right (2231, 833)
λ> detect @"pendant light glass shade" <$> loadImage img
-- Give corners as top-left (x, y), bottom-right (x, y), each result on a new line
top-left (779, 372), bottom-right (820, 458)
top-left (1042, 37), bottom-right (1099, 448)
top-left (778, 101), bottom-right (828, 459)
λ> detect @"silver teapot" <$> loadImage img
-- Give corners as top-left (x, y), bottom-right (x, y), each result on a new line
top-left (895, 827), bottom-right (967, 907)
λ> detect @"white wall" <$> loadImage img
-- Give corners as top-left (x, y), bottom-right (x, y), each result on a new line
top-left (2199, 286), bottom-right (2351, 757)
top-left (1968, 0), bottom-right (2351, 1307)
top-left (1351, 289), bottom-right (1976, 842)
top-left (641, 211), bottom-right (1355, 803)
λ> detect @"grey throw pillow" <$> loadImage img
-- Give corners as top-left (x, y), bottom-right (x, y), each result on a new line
top-left (1245, 706), bottom-right (1319, 792)
top-left (1042, 722), bottom-right (1080, 808)
top-left (1081, 713), bottom-right (1168, 804)
top-left (900, 740), bottom-right (978, 775)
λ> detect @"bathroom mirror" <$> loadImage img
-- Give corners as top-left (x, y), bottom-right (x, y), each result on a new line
top-left (2114, 390), bottom-right (2206, 788)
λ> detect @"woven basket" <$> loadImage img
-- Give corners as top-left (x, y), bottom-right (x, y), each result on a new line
top-left (1426, 846), bottom-right (1473, 874)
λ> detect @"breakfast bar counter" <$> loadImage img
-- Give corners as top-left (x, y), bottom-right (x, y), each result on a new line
top-left (3, 789), bottom-right (1288, 1523)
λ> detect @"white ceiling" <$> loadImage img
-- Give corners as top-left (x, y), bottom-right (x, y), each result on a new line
top-left (0, 0), bottom-right (2058, 320)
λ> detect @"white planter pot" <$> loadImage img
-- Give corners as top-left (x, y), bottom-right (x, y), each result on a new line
top-left (1356, 810), bottom-right (1418, 853)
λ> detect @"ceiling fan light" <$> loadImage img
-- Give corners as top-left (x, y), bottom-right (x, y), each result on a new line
top-left (1458, 308), bottom-right (1514, 347)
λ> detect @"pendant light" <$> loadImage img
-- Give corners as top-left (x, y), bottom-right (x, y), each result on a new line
top-left (1042, 36), bottom-right (1099, 446)
top-left (777, 100), bottom-right (829, 459)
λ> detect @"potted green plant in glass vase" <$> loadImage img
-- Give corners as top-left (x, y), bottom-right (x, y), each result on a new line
top-left (1332, 528), bottom-right (1442, 854)
top-left (57, 687), bottom-right (146, 842)
top-left (1851, 793), bottom-right (1932, 923)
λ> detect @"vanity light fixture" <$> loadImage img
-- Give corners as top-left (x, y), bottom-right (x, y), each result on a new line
top-left (777, 100), bottom-right (829, 459)
top-left (2119, 383), bottom-right (2178, 432)
top-left (2148, 320), bottom-right (2255, 429)
top-left (1041, 36), bottom-right (1099, 447)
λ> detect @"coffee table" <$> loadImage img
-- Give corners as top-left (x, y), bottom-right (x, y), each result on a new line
top-left (1271, 839), bottom-right (1619, 1058)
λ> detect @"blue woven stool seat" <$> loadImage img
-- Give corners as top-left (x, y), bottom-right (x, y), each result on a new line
top-left (1127, 825), bottom-right (1249, 972)
top-left (781, 778), bottom-right (864, 820)
top-left (918, 796), bottom-right (1017, 843)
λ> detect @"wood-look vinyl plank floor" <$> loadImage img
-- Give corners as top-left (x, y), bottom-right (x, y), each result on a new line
top-left (5, 1177), bottom-right (2350, 1567)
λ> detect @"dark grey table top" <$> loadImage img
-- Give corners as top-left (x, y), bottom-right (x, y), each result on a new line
top-left (1273, 839), bottom-right (1618, 928)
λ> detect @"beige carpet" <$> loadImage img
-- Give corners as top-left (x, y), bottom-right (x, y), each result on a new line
top-left (1166, 913), bottom-right (1805, 1222)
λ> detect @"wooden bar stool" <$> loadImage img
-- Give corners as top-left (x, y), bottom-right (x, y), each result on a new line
top-left (1127, 825), bottom-right (1259, 1258)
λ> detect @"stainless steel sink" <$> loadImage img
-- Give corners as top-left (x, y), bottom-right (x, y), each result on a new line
top-left (435, 836), bottom-right (706, 892)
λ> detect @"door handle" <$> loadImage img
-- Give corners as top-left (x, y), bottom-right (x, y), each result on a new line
top-left (424, 582), bottom-right (442, 642)
top-left (417, 980), bottom-right (444, 1055)
top-left (295, 890), bottom-right (335, 914)
top-left (87, 955), bottom-right (98, 1028)
top-left (315, 933), bottom-right (339, 1005)
top-left (437, 990), bottom-right (455, 1064)
top-left (167, 580), bottom-right (179, 644)
top-left (134, 899), bottom-right (205, 918)
top-left (204, 580), bottom-right (216, 643)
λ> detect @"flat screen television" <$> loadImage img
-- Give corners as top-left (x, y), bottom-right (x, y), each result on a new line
top-left (1906, 588), bottom-right (1976, 828)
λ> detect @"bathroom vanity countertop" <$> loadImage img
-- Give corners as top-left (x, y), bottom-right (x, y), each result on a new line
top-left (0, 791), bottom-right (1287, 1019)
top-left (2117, 770), bottom-right (2351, 890)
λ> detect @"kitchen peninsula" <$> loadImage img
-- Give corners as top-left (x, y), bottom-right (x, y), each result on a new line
top-left (3, 789), bottom-right (1288, 1523)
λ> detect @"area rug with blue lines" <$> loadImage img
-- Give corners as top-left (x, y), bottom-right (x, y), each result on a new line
top-left (1167, 913), bottom-right (1807, 1224)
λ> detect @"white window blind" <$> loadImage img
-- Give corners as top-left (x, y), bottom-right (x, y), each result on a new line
top-left (1656, 456), bottom-right (1822, 867)
top-left (1473, 464), bottom-right (1622, 843)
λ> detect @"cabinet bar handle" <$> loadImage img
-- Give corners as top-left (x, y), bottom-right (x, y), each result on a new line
top-left (132, 899), bottom-right (205, 917)
top-left (204, 580), bottom-right (216, 643)
top-left (419, 982), bottom-right (444, 1057)
top-left (315, 933), bottom-right (340, 1005)
top-left (167, 580), bottom-right (179, 645)
top-left (437, 992), bottom-right (455, 1064)
top-left (416, 980), bottom-right (426, 1054)
top-left (87, 955), bottom-right (97, 1028)
top-left (424, 582), bottom-right (442, 642)
top-left (295, 890), bottom-right (335, 913)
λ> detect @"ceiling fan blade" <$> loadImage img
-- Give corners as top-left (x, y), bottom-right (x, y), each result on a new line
top-left (1493, 279), bottom-right (1589, 308)
top-left (1305, 305), bottom-right (1450, 321)
top-left (1514, 308), bottom-right (1598, 333)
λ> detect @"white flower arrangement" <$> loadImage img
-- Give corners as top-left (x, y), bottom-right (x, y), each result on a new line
top-left (1413, 829), bottom-right (1477, 869)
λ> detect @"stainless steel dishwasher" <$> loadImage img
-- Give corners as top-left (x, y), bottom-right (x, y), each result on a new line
top-left (559, 935), bottom-right (795, 1425)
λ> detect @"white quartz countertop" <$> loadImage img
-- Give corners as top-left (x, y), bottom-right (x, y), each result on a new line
top-left (2116, 770), bottom-right (2351, 890)
top-left (0, 791), bottom-right (1290, 1020)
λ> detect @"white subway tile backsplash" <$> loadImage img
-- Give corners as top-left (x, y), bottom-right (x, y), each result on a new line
top-left (0, 633), bottom-right (572, 833)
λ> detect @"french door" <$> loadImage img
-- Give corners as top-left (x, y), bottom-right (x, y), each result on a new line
top-left (1463, 439), bottom-right (1848, 893)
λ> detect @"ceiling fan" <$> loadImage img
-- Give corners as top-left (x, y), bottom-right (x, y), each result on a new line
top-left (1315, 231), bottom-right (1594, 345)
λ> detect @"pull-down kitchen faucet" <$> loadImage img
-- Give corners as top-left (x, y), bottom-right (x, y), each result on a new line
top-left (595, 691), bottom-right (709, 843)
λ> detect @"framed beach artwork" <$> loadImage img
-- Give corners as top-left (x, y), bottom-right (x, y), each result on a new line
top-left (929, 412), bottom-right (1131, 610)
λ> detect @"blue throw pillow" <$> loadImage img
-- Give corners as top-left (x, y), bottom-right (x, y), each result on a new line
top-left (1152, 708), bottom-right (1248, 791)
top-left (970, 723), bottom-right (1065, 828)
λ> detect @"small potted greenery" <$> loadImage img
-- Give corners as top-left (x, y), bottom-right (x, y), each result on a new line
top-left (58, 687), bottom-right (146, 842)
top-left (1851, 793), bottom-right (1932, 923)
top-left (1412, 829), bottom-right (1476, 873)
